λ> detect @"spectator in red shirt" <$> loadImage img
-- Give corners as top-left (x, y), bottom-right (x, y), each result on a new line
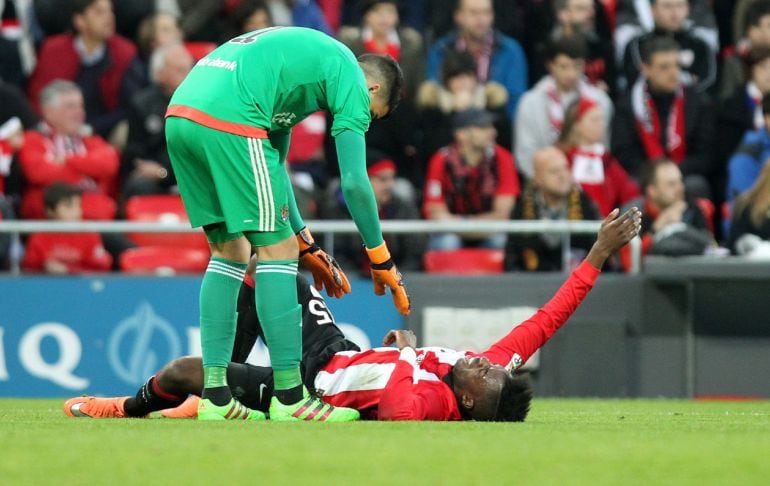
top-left (558, 98), bottom-right (640, 216)
top-left (22, 182), bottom-right (112, 274)
top-left (19, 80), bottom-right (119, 220)
top-left (27, 0), bottom-right (145, 139)
top-left (424, 108), bottom-right (520, 250)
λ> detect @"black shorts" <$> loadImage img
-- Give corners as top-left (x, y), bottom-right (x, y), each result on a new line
top-left (229, 277), bottom-right (360, 399)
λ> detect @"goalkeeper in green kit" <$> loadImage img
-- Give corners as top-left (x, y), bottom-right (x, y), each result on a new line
top-left (165, 26), bottom-right (410, 422)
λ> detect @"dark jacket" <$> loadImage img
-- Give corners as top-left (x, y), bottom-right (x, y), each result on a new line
top-left (504, 184), bottom-right (600, 272)
top-left (716, 87), bottom-right (756, 174)
top-left (611, 85), bottom-right (715, 180)
top-left (622, 29), bottom-right (717, 94)
top-left (121, 84), bottom-right (176, 187)
top-left (728, 202), bottom-right (770, 253)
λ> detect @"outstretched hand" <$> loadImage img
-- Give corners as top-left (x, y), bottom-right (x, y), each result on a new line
top-left (382, 329), bottom-right (416, 350)
top-left (587, 207), bottom-right (642, 268)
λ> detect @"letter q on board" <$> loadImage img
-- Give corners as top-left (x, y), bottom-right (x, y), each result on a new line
top-left (19, 322), bottom-right (89, 390)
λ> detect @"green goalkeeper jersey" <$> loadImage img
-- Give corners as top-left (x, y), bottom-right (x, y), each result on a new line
top-left (169, 26), bottom-right (371, 137)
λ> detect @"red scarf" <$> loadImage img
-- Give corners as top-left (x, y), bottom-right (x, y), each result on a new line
top-left (442, 144), bottom-right (498, 214)
top-left (632, 79), bottom-right (686, 163)
top-left (362, 27), bottom-right (400, 61)
top-left (545, 77), bottom-right (593, 132)
top-left (456, 33), bottom-right (494, 82)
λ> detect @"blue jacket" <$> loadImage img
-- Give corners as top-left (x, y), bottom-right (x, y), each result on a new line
top-left (726, 129), bottom-right (770, 202)
top-left (426, 30), bottom-right (528, 118)
top-left (291, 0), bottom-right (332, 36)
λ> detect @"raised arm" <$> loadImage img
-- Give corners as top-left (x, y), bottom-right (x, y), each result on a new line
top-left (482, 208), bottom-right (642, 367)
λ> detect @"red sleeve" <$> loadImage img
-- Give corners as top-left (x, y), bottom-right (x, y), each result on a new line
top-left (481, 260), bottom-right (601, 367)
top-left (378, 349), bottom-right (459, 421)
top-left (607, 157), bottom-right (640, 208)
top-left (494, 145), bottom-right (520, 197)
top-left (21, 234), bottom-right (47, 272)
top-left (70, 137), bottom-right (119, 179)
top-left (422, 150), bottom-right (448, 215)
top-left (81, 234), bottom-right (113, 271)
top-left (19, 132), bottom-right (80, 185)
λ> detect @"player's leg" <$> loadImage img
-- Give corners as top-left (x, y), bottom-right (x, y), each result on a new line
top-left (166, 117), bottom-right (264, 421)
top-left (62, 357), bottom-right (196, 419)
top-left (240, 139), bottom-right (358, 421)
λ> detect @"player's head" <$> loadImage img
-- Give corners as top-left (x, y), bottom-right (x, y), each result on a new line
top-left (452, 356), bottom-right (533, 421)
top-left (358, 53), bottom-right (404, 119)
top-left (70, 0), bottom-right (115, 41)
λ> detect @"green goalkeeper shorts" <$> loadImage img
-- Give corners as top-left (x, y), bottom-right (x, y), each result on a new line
top-left (166, 116), bottom-right (293, 246)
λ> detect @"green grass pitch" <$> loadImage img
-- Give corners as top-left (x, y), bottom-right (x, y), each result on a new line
top-left (2, 398), bottom-right (768, 485)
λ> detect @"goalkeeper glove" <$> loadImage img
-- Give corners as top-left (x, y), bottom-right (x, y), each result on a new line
top-left (366, 242), bottom-right (411, 315)
top-left (296, 227), bottom-right (351, 298)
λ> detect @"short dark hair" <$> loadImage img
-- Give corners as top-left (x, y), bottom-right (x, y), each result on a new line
top-left (746, 0), bottom-right (770, 31)
top-left (640, 159), bottom-right (675, 190)
top-left (43, 182), bottom-right (82, 212)
top-left (359, 0), bottom-right (398, 17)
top-left (358, 53), bottom-right (404, 115)
top-left (640, 35), bottom-right (680, 65)
top-left (70, 0), bottom-right (99, 17)
top-left (233, 0), bottom-right (272, 32)
top-left (746, 46), bottom-right (770, 73)
top-left (545, 34), bottom-right (589, 62)
top-left (492, 373), bottom-right (533, 422)
top-left (441, 50), bottom-right (477, 84)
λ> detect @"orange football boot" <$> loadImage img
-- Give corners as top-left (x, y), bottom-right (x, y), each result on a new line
top-left (160, 395), bottom-right (200, 419)
top-left (63, 396), bottom-right (129, 418)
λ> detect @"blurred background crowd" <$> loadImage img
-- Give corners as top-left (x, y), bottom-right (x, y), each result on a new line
top-left (2, 0), bottom-right (770, 275)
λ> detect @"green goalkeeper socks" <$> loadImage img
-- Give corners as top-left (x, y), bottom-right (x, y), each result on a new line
top-left (255, 260), bottom-right (303, 395)
top-left (200, 257), bottom-right (247, 395)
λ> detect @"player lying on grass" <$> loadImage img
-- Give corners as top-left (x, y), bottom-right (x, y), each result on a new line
top-left (64, 207), bottom-right (641, 421)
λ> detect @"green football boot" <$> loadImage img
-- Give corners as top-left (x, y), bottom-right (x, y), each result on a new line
top-left (197, 397), bottom-right (265, 421)
top-left (269, 389), bottom-right (359, 422)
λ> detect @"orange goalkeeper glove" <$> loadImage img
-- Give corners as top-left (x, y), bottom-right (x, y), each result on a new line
top-left (366, 242), bottom-right (411, 315)
top-left (296, 227), bottom-right (351, 298)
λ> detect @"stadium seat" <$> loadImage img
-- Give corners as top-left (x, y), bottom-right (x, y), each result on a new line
top-left (185, 41), bottom-right (217, 61)
top-left (119, 246), bottom-right (209, 275)
top-left (124, 195), bottom-right (209, 250)
top-left (423, 248), bottom-right (504, 274)
top-left (81, 193), bottom-right (117, 220)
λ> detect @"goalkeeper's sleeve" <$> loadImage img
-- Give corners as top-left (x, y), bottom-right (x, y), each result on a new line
top-left (334, 129), bottom-right (384, 249)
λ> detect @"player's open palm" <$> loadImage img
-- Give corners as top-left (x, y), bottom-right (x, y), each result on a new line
top-left (597, 207), bottom-right (642, 253)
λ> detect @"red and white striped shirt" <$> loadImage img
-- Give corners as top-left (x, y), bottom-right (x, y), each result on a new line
top-left (315, 260), bottom-right (601, 420)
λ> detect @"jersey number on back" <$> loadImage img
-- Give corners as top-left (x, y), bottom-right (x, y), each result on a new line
top-left (229, 26), bottom-right (284, 45)
top-left (308, 286), bottom-right (334, 325)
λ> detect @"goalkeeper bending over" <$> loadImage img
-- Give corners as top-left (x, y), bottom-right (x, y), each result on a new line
top-left (64, 208), bottom-right (641, 421)
top-left (164, 26), bottom-right (409, 422)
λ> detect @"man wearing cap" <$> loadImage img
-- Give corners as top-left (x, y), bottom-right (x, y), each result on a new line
top-left (423, 107), bottom-right (520, 250)
top-left (321, 148), bottom-right (424, 272)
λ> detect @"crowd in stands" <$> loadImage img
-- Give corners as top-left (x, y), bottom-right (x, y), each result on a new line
top-left (2, 0), bottom-right (770, 274)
